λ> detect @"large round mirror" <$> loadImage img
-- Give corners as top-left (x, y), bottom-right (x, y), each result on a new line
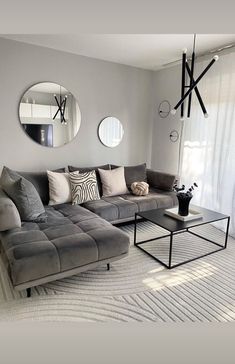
top-left (98, 117), bottom-right (124, 147)
top-left (19, 82), bottom-right (81, 147)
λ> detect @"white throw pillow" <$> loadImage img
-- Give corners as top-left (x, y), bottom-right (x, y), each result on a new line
top-left (98, 167), bottom-right (129, 197)
top-left (69, 170), bottom-right (100, 205)
top-left (47, 170), bottom-right (72, 205)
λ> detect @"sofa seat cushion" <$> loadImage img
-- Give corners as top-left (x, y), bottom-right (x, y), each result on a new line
top-left (83, 196), bottom-right (138, 222)
top-left (122, 188), bottom-right (177, 211)
top-left (0, 204), bottom-right (130, 287)
top-left (83, 189), bottom-right (177, 222)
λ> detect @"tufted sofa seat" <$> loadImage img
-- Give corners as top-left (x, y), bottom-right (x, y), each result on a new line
top-left (0, 204), bottom-right (129, 291)
top-left (83, 188), bottom-right (177, 224)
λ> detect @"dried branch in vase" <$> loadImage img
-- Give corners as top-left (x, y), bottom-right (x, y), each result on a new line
top-left (173, 182), bottom-right (198, 198)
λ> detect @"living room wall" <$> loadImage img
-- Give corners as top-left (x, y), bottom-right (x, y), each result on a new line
top-left (151, 64), bottom-right (182, 175)
top-left (0, 37), bottom-right (154, 172)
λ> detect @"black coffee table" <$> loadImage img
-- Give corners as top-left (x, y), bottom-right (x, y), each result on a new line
top-left (134, 205), bottom-right (230, 269)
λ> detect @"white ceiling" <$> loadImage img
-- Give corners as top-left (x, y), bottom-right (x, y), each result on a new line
top-left (2, 34), bottom-right (235, 71)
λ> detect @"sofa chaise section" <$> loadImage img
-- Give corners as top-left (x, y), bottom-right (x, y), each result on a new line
top-left (0, 204), bottom-right (130, 291)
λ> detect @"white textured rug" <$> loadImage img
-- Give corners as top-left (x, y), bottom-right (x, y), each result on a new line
top-left (0, 222), bottom-right (234, 322)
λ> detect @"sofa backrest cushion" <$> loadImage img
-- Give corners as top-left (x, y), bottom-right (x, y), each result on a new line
top-left (0, 188), bottom-right (21, 231)
top-left (68, 164), bottom-right (110, 196)
top-left (111, 163), bottom-right (147, 189)
top-left (147, 169), bottom-right (176, 191)
top-left (17, 168), bottom-right (65, 205)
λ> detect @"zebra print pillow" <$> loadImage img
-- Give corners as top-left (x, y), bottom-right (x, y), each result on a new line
top-left (69, 170), bottom-right (100, 205)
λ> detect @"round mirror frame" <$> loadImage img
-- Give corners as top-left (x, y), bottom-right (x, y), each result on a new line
top-left (158, 100), bottom-right (171, 118)
top-left (98, 116), bottom-right (124, 148)
top-left (18, 81), bottom-right (81, 148)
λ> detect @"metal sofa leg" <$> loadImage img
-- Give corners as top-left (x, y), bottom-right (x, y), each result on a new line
top-left (107, 263), bottom-right (110, 271)
top-left (26, 287), bottom-right (31, 298)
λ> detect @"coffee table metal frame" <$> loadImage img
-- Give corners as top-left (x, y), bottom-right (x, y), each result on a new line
top-left (134, 209), bottom-right (230, 269)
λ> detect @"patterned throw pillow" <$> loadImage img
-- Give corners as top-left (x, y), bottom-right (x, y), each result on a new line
top-left (69, 170), bottom-right (100, 205)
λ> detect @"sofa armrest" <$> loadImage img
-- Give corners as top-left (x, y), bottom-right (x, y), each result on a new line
top-left (0, 187), bottom-right (21, 232)
top-left (147, 169), bottom-right (177, 191)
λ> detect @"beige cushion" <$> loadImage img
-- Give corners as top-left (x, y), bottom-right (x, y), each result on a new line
top-left (98, 167), bottom-right (129, 197)
top-left (0, 188), bottom-right (21, 231)
top-left (47, 170), bottom-right (72, 205)
top-left (131, 182), bottom-right (149, 196)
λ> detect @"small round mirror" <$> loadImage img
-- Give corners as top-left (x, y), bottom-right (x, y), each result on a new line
top-left (98, 117), bottom-right (124, 147)
top-left (19, 82), bottom-right (81, 147)
top-left (158, 100), bottom-right (171, 118)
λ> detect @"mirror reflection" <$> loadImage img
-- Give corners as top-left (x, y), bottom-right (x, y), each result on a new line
top-left (98, 117), bottom-right (124, 147)
top-left (19, 82), bottom-right (81, 147)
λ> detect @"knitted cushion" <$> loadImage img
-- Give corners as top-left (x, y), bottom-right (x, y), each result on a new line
top-left (131, 182), bottom-right (149, 196)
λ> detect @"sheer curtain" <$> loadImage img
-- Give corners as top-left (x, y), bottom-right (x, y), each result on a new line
top-left (180, 51), bottom-right (235, 237)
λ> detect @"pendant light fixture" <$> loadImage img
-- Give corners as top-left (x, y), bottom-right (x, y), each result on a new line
top-left (53, 85), bottom-right (68, 124)
top-left (171, 34), bottom-right (219, 119)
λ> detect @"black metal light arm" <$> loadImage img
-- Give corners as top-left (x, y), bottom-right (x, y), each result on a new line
top-left (187, 50), bottom-right (195, 118)
top-left (61, 96), bottom-right (67, 123)
top-left (171, 55), bottom-right (218, 114)
top-left (180, 49), bottom-right (187, 118)
top-left (53, 95), bottom-right (66, 123)
top-left (185, 62), bottom-right (208, 117)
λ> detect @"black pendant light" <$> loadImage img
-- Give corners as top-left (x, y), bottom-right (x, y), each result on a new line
top-left (53, 85), bottom-right (68, 124)
top-left (171, 34), bottom-right (219, 119)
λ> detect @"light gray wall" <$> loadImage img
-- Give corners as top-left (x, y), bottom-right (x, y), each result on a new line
top-left (151, 65), bottom-right (182, 174)
top-left (0, 37), bottom-right (154, 172)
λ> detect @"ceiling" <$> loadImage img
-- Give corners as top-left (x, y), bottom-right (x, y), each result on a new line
top-left (2, 34), bottom-right (235, 71)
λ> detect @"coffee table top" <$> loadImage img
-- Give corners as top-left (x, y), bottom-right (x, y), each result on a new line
top-left (136, 205), bottom-right (229, 232)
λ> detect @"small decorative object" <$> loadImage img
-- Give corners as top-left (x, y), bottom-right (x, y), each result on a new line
top-left (171, 34), bottom-right (219, 119)
top-left (131, 181), bottom-right (149, 196)
top-left (169, 130), bottom-right (179, 142)
top-left (158, 100), bottom-right (171, 118)
top-left (173, 182), bottom-right (198, 216)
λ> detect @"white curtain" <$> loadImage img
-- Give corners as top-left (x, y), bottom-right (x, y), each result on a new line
top-left (180, 51), bottom-right (235, 237)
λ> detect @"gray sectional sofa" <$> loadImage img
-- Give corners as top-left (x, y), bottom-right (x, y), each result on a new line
top-left (0, 164), bottom-right (177, 297)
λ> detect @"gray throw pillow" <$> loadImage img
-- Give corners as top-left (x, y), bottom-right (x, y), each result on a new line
top-left (0, 167), bottom-right (47, 222)
top-left (18, 167), bottom-right (65, 205)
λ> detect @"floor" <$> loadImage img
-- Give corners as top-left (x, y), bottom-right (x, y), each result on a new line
top-left (0, 222), bottom-right (234, 322)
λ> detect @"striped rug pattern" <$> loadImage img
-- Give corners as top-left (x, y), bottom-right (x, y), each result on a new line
top-left (0, 222), bottom-right (234, 322)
